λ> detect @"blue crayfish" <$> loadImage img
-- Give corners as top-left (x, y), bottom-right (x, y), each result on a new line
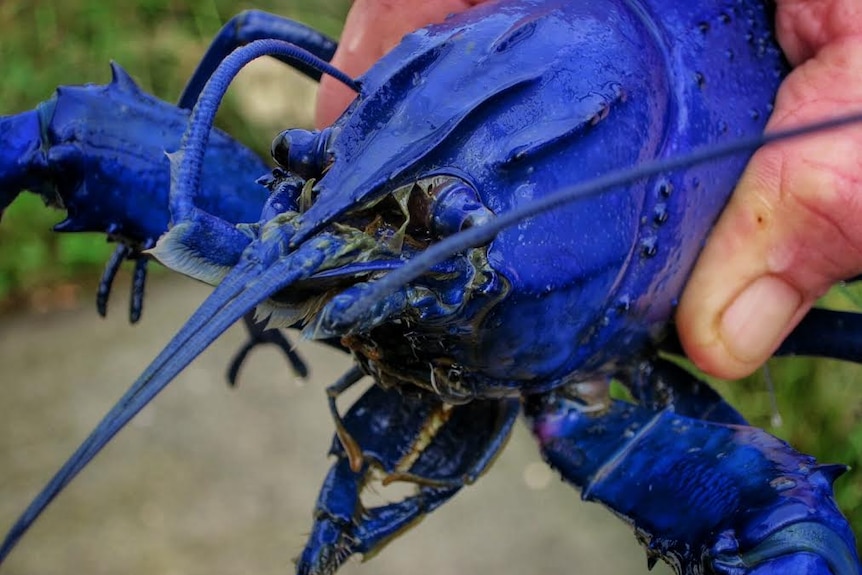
top-left (1, 1), bottom-right (862, 574)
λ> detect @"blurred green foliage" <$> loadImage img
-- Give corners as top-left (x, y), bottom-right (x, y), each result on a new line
top-left (0, 0), bottom-right (861, 556)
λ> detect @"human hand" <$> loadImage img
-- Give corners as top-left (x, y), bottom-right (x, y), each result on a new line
top-left (315, 0), bottom-right (488, 128)
top-left (677, 0), bottom-right (862, 379)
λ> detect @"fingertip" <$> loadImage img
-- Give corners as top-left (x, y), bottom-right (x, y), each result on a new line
top-left (315, 75), bottom-right (356, 129)
top-left (676, 316), bottom-right (769, 381)
top-left (677, 293), bottom-right (761, 381)
top-left (721, 275), bottom-right (802, 357)
top-left (688, 276), bottom-right (806, 380)
top-left (677, 210), bottom-right (808, 380)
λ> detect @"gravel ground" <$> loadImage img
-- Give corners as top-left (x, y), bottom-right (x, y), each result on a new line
top-left (0, 275), bottom-right (671, 575)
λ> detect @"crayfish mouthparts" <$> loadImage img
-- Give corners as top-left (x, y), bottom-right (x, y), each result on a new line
top-left (298, 176), bottom-right (497, 328)
top-left (216, 171), bottom-right (512, 401)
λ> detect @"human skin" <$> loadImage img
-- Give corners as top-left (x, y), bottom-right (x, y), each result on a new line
top-left (677, 0), bottom-right (862, 378)
top-left (315, 0), bottom-right (862, 380)
top-left (315, 0), bottom-right (488, 128)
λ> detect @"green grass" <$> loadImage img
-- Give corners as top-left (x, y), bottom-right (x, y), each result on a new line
top-left (1, 0), bottom-right (861, 558)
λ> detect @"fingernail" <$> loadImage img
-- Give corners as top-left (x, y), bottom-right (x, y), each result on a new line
top-left (720, 275), bottom-right (802, 363)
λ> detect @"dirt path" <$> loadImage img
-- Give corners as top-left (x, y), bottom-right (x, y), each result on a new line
top-left (0, 275), bottom-right (668, 575)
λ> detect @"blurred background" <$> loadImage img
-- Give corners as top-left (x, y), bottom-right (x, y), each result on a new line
top-left (0, 1), bottom-right (859, 574)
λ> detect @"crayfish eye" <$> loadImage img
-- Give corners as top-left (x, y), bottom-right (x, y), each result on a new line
top-left (409, 177), bottom-right (493, 238)
top-left (270, 128), bottom-right (331, 180)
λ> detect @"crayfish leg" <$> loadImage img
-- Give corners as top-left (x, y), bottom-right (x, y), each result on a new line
top-left (225, 313), bottom-right (310, 386)
top-left (625, 356), bottom-right (748, 425)
top-left (325, 367), bottom-right (367, 472)
top-left (298, 382), bottom-right (519, 575)
top-left (97, 244), bottom-right (133, 319)
top-left (96, 249), bottom-right (150, 324)
top-left (775, 308), bottom-right (862, 363)
top-left (129, 257), bottom-right (148, 323)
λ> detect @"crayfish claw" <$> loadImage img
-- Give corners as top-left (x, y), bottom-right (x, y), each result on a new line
top-left (0, 108), bottom-right (42, 214)
top-left (527, 385), bottom-right (860, 574)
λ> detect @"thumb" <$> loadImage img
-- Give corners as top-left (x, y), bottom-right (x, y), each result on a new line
top-left (677, 38), bottom-right (862, 379)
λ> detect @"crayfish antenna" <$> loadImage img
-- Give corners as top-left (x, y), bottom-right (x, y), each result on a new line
top-left (169, 38), bottom-right (356, 224)
top-left (176, 10), bottom-right (341, 109)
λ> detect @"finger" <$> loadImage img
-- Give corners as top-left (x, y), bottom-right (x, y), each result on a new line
top-left (775, 0), bottom-right (862, 65)
top-left (315, 0), bottom-right (387, 129)
top-left (677, 37), bottom-right (862, 379)
top-left (315, 0), bottom-right (487, 128)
